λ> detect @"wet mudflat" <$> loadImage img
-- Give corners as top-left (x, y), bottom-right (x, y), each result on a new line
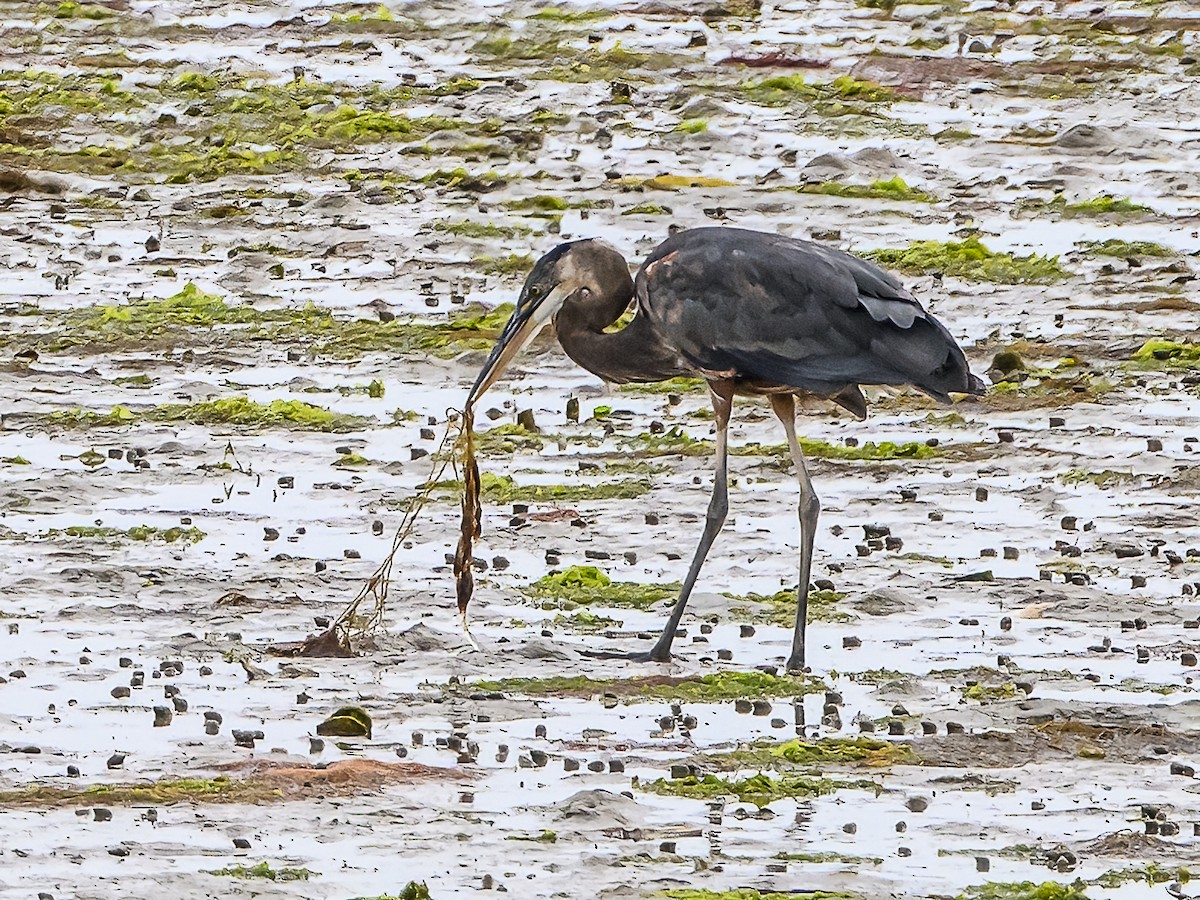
top-left (1, 0), bottom-right (1199, 898)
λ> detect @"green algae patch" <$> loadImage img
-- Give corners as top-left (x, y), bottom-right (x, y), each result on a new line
top-left (47, 525), bottom-right (206, 544)
top-left (0, 776), bottom-right (261, 807)
top-left (529, 6), bottom-right (611, 21)
top-left (957, 883), bottom-right (1091, 900)
top-left (206, 861), bottom-right (314, 881)
top-left (674, 119), bottom-right (708, 134)
top-left (772, 736), bottom-right (916, 767)
top-left (1129, 338), bottom-right (1200, 369)
top-left (504, 195), bottom-right (591, 213)
top-left (660, 891), bottom-right (857, 900)
top-left (618, 377), bottom-right (707, 395)
top-left (743, 74), bottom-right (897, 106)
top-left (434, 473), bottom-right (652, 503)
top-left (962, 682), bottom-right (1017, 702)
top-left (728, 588), bottom-right (848, 624)
top-left (468, 671), bottom-right (824, 701)
top-left (524, 565), bottom-right (678, 609)
top-left (553, 610), bottom-right (621, 632)
top-left (506, 829), bottom-right (558, 843)
top-left (1059, 469), bottom-right (1135, 488)
top-left (473, 254), bottom-right (534, 276)
top-left (152, 398), bottom-right (367, 431)
top-left (59, 282), bottom-right (296, 339)
top-left (624, 426), bottom-right (711, 457)
top-left (433, 220), bottom-right (532, 239)
top-left (421, 167), bottom-right (506, 191)
top-left (1079, 239), bottom-right (1173, 258)
top-left (800, 176), bottom-right (934, 202)
top-left (623, 202), bottom-right (670, 216)
top-left (1093, 865), bottom-right (1187, 888)
top-left (777, 851), bottom-right (882, 866)
top-left (866, 236), bottom-right (1066, 284)
top-left (45, 398), bottom-right (369, 432)
top-left (44, 406), bottom-right (136, 427)
top-left (733, 438), bottom-right (939, 461)
top-left (352, 885), bottom-right (432, 900)
top-left (473, 423), bottom-right (545, 454)
top-left (1056, 195), bottom-right (1151, 217)
top-left (705, 736), bottom-right (916, 771)
top-left (641, 772), bottom-right (877, 806)
top-left (50, 1), bottom-right (113, 19)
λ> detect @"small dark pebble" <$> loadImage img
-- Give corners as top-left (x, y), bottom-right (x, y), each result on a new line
top-left (107, 753), bottom-right (125, 769)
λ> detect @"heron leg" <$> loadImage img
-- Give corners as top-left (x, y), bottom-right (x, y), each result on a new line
top-left (770, 394), bottom-right (820, 674)
top-left (648, 380), bottom-right (734, 663)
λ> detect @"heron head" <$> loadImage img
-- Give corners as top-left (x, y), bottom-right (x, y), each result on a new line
top-left (467, 239), bottom-right (614, 403)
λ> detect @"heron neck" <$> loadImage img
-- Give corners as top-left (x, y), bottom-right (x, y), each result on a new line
top-left (556, 293), bottom-right (687, 385)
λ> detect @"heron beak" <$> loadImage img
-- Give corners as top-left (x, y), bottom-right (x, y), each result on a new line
top-left (468, 291), bottom-right (558, 404)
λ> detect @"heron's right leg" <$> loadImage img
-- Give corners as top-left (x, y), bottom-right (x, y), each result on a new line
top-left (649, 381), bottom-right (734, 663)
top-left (770, 394), bottom-right (820, 674)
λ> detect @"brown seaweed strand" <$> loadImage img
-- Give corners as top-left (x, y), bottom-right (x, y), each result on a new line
top-left (454, 403), bottom-right (480, 617)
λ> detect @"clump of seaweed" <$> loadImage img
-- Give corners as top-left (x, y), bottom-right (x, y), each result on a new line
top-left (44, 398), bottom-right (369, 432)
top-left (1129, 338), bottom-right (1200, 369)
top-left (640, 772), bottom-right (878, 805)
top-left (799, 176), bottom-right (934, 202)
top-left (206, 862), bottom-right (313, 881)
top-left (524, 565), bottom-right (678, 609)
top-left (865, 236), bottom-right (1066, 284)
top-left (434, 473), bottom-right (652, 503)
top-left (466, 670), bottom-right (824, 700)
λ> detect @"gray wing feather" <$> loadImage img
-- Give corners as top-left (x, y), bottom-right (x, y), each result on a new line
top-left (636, 227), bottom-right (978, 399)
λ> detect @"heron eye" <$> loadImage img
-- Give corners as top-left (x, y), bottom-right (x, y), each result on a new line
top-left (527, 287), bottom-right (541, 302)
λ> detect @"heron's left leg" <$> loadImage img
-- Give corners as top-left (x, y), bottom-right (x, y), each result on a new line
top-left (648, 380), bottom-right (734, 663)
top-left (770, 394), bottom-right (820, 674)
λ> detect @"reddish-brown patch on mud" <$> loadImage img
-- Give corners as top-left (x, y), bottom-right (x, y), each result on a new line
top-left (720, 53), bottom-right (828, 68)
top-left (0, 761), bottom-right (464, 809)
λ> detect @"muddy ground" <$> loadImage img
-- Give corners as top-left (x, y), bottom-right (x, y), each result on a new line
top-left (1, 0), bottom-right (1199, 898)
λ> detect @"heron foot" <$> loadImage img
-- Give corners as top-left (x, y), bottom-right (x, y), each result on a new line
top-left (785, 655), bottom-right (806, 676)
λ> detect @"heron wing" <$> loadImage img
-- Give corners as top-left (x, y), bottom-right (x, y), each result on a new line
top-left (636, 227), bottom-right (978, 400)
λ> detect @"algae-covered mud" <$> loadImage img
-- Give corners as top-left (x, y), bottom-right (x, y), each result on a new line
top-left (2, 1), bottom-right (1199, 898)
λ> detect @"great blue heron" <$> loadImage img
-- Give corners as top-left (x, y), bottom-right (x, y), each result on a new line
top-left (468, 226), bottom-right (984, 673)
